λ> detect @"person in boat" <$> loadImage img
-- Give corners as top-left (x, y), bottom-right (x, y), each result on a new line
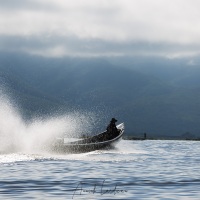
top-left (106, 118), bottom-right (118, 136)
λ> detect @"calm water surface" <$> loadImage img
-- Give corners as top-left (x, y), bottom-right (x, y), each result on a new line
top-left (0, 140), bottom-right (200, 200)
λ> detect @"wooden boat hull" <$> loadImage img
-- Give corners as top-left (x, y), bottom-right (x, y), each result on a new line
top-left (52, 123), bottom-right (124, 153)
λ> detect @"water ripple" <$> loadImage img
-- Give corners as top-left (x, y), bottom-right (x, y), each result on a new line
top-left (1, 140), bottom-right (200, 199)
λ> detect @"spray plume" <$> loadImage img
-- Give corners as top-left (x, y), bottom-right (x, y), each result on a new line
top-left (0, 92), bottom-right (95, 154)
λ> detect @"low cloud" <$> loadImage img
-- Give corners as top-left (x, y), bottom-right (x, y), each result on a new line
top-left (1, 35), bottom-right (200, 58)
top-left (1, 0), bottom-right (200, 57)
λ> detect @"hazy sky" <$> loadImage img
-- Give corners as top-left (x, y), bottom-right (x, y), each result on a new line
top-left (1, 0), bottom-right (200, 58)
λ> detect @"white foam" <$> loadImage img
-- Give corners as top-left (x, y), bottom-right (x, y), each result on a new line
top-left (0, 153), bottom-right (35, 164)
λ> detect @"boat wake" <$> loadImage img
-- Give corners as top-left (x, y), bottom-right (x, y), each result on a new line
top-left (0, 140), bottom-right (146, 164)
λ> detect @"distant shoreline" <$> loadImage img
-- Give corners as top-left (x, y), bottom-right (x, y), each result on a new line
top-left (123, 136), bottom-right (200, 141)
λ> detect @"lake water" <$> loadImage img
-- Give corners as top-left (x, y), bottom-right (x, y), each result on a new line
top-left (1, 139), bottom-right (200, 200)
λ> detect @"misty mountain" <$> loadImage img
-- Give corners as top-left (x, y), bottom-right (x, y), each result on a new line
top-left (109, 56), bottom-right (200, 88)
top-left (0, 52), bottom-right (200, 137)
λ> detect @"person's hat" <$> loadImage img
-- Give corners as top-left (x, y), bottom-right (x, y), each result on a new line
top-left (111, 118), bottom-right (117, 122)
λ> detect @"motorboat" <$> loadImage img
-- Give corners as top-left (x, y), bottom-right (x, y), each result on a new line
top-left (52, 123), bottom-right (124, 153)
